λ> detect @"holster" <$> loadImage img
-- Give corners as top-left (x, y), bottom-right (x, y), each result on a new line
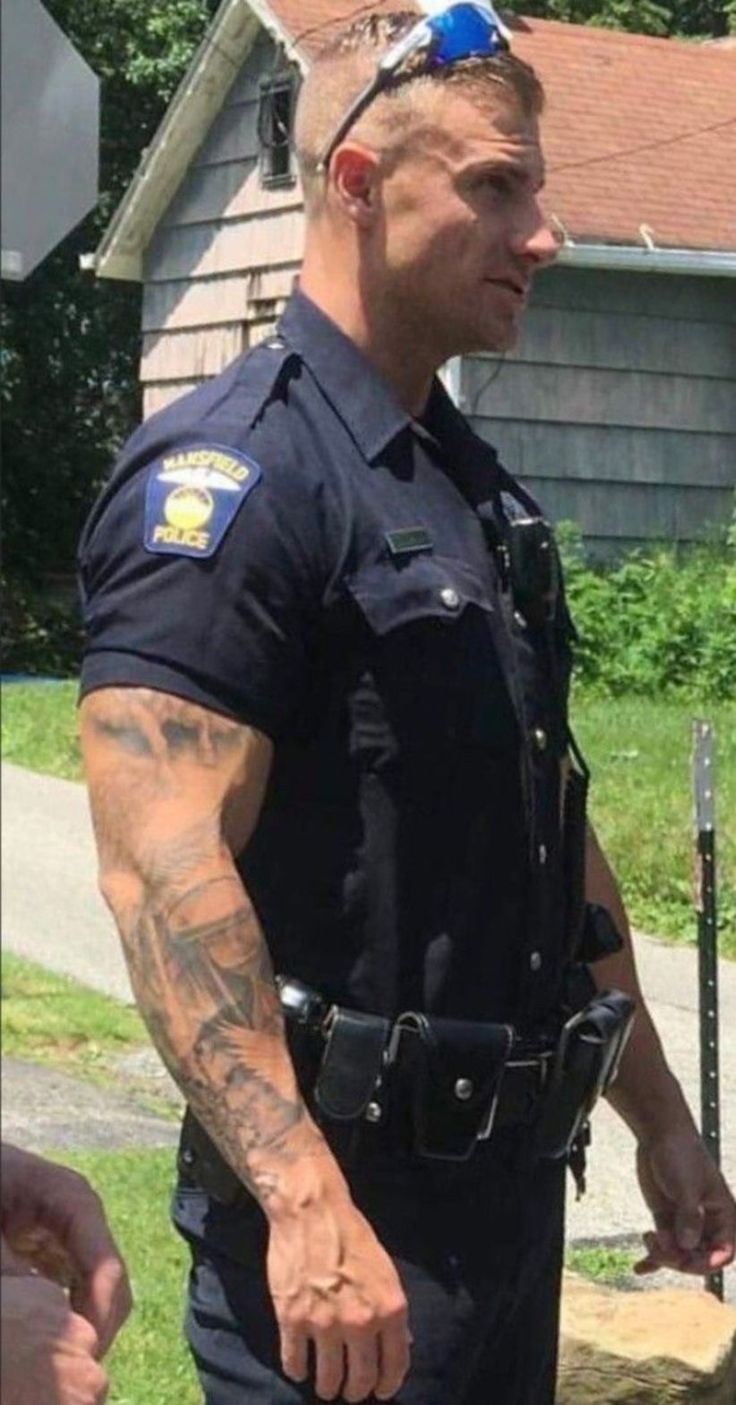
top-left (392, 1013), bottom-right (513, 1160)
top-left (535, 989), bottom-right (636, 1161)
top-left (178, 1107), bottom-right (242, 1205)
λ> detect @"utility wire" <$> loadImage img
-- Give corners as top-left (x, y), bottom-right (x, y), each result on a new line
top-left (549, 114), bottom-right (736, 174)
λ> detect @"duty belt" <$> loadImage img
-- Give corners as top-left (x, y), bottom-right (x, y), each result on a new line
top-left (176, 980), bottom-right (635, 1208)
top-left (277, 977), bottom-right (635, 1169)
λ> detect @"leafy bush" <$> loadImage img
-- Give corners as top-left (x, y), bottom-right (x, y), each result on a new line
top-left (1, 573), bottom-right (83, 677)
top-left (557, 524), bottom-right (736, 701)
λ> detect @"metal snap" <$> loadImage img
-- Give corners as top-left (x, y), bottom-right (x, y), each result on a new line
top-left (454, 1078), bottom-right (474, 1101)
top-left (365, 1101), bottom-right (383, 1123)
top-left (531, 727), bottom-right (548, 751)
top-left (440, 586), bottom-right (461, 610)
top-left (181, 1148), bottom-right (196, 1166)
top-left (538, 843), bottom-right (547, 866)
top-left (530, 951), bottom-right (543, 972)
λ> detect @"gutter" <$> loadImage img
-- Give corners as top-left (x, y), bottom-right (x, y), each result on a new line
top-left (84, 0), bottom-right (263, 281)
top-left (555, 244), bottom-right (736, 277)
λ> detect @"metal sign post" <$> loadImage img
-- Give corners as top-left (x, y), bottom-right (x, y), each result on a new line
top-left (692, 719), bottom-right (723, 1302)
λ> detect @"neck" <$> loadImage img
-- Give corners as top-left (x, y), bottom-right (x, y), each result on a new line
top-left (299, 239), bottom-right (437, 419)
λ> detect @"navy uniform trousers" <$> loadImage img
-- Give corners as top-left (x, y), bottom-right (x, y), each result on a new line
top-left (172, 1127), bottom-right (566, 1404)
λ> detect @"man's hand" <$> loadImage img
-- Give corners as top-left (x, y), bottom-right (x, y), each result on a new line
top-left (634, 1128), bottom-right (736, 1277)
top-left (1, 1143), bottom-right (132, 1355)
top-left (1, 1271), bottom-right (109, 1405)
top-left (266, 1154), bottom-right (410, 1403)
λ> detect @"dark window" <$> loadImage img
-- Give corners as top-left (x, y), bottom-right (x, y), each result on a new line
top-left (258, 76), bottom-right (296, 187)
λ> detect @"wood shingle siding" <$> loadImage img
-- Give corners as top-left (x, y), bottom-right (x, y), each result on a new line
top-left (141, 31), bottom-right (303, 416)
top-left (141, 325), bottom-right (246, 382)
top-left (467, 268), bottom-right (735, 554)
top-left (144, 209), bottom-right (304, 282)
top-left (142, 269), bottom-right (298, 333)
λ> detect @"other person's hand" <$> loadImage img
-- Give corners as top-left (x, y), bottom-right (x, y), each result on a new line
top-left (266, 1157), bottom-right (410, 1403)
top-left (635, 1128), bottom-right (736, 1276)
top-left (1, 1143), bottom-right (132, 1354)
top-left (1, 1269), bottom-right (109, 1404)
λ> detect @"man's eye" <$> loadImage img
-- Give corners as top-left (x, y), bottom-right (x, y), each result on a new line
top-left (482, 175), bottom-right (511, 194)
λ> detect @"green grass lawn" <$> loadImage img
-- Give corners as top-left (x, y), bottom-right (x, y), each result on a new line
top-left (2, 681), bottom-right (734, 954)
top-left (1, 951), bottom-right (179, 1118)
top-left (58, 1148), bottom-right (200, 1405)
top-left (571, 693), bottom-right (735, 956)
top-left (565, 1243), bottom-right (638, 1288)
top-left (1, 680), bottom-right (81, 779)
top-left (1, 951), bottom-right (146, 1073)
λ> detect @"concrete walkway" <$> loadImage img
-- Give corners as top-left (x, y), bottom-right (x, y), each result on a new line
top-left (2, 761), bottom-right (734, 1300)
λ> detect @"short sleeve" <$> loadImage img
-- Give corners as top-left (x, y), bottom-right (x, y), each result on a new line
top-left (79, 434), bottom-right (326, 740)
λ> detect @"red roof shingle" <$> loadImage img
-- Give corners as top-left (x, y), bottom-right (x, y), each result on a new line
top-left (273, 4), bottom-right (736, 250)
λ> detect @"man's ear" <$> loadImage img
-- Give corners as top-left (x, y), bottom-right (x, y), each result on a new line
top-left (329, 143), bottom-right (381, 226)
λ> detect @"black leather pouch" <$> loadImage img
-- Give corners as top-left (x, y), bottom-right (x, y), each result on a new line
top-left (395, 1014), bottom-right (513, 1160)
top-left (314, 1008), bottom-right (390, 1121)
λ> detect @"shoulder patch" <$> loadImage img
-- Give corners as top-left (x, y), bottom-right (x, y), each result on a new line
top-left (144, 444), bottom-right (262, 558)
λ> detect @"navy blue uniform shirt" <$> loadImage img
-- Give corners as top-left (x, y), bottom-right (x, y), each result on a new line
top-left (79, 290), bottom-right (574, 1031)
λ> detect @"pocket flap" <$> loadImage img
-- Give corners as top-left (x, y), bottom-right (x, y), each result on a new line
top-left (345, 556), bottom-right (493, 635)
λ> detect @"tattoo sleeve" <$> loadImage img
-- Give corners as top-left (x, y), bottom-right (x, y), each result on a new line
top-left (80, 687), bottom-right (320, 1207)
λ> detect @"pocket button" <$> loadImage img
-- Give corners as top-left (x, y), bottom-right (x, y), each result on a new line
top-left (440, 586), bottom-right (461, 611)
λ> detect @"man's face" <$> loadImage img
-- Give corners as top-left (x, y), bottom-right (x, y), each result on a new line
top-left (376, 88), bottom-right (557, 358)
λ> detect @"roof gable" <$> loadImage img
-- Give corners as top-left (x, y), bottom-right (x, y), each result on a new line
top-left (93, 2), bottom-right (736, 279)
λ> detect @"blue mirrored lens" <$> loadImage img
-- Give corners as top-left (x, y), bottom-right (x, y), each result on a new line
top-left (429, 4), bottom-right (505, 64)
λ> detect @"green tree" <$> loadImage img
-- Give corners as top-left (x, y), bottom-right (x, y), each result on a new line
top-left (508, 0), bottom-right (736, 35)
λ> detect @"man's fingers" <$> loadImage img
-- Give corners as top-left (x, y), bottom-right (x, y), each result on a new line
top-left (280, 1325), bottom-right (309, 1383)
top-left (375, 1312), bottom-right (412, 1401)
top-left (674, 1201), bottom-right (704, 1253)
top-left (71, 1256), bottom-right (133, 1356)
top-left (65, 1307), bottom-right (103, 1359)
top-left (342, 1329), bottom-right (380, 1403)
top-left (313, 1327), bottom-right (345, 1402)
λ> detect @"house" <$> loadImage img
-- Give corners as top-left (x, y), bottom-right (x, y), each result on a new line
top-left (88, 2), bottom-right (736, 555)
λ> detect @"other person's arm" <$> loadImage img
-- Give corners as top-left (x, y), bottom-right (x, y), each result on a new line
top-left (1, 1143), bottom-right (131, 1405)
top-left (80, 686), bottom-right (409, 1405)
top-left (585, 824), bottom-right (735, 1278)
top-left (0, 1143), bottom-right (131, 1354)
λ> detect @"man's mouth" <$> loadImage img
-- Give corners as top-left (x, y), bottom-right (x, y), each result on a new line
top-left (485, 277), bottom-right (527, 297)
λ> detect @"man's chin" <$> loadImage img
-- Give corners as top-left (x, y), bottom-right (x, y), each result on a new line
top-left (467, 319), bottom-right (519, 357)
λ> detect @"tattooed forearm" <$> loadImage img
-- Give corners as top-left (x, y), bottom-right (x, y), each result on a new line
top-left (80, 687), bottom-right (321, 1208)
top-left (119, 879), bottom-right (307, 1190)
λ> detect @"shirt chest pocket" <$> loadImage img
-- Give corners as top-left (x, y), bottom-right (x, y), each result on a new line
top-left (342, 555), bottom-right (518, 760)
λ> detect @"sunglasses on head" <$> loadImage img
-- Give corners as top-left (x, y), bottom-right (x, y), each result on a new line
top-left (317, 3), bottom-right (512, 172)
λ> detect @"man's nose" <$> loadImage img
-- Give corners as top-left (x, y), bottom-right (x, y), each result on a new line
top-left (514, 204), bottom-right (561, 268)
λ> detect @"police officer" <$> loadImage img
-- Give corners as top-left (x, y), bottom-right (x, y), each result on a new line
top-left (79, 9), bottom-right (735, 1403)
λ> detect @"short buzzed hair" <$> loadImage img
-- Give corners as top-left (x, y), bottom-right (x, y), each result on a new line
top-left (295, 11), bottom-right (544, 214)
